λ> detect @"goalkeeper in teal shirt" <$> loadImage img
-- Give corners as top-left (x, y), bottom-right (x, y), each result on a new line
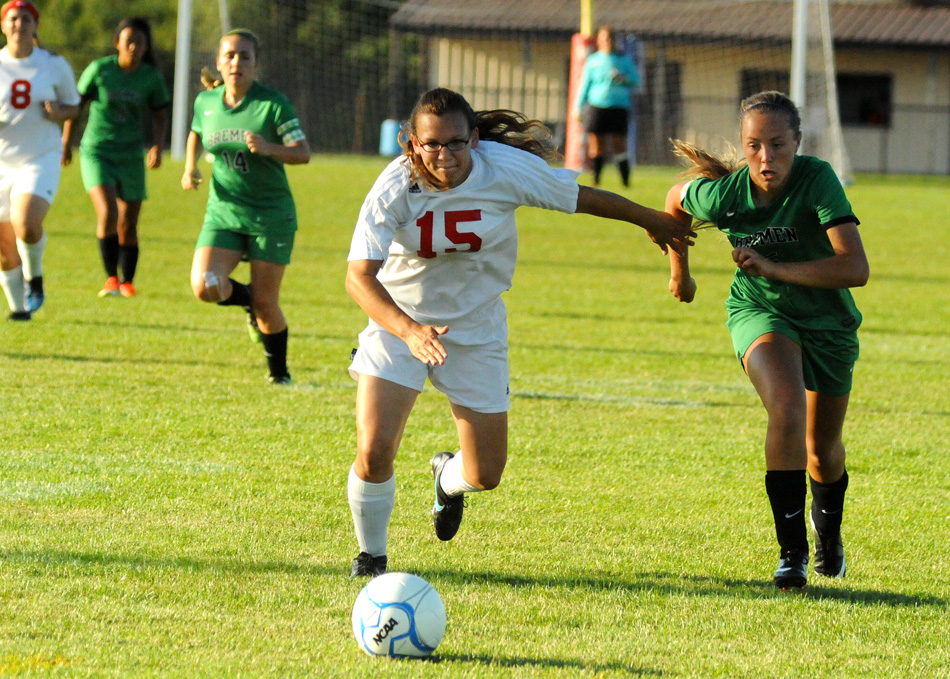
top-left (182, 29), bottom-right (310, 385)
top-left (574, 26), bottom-right (640, 187)
top-left (664, 91), bottom-right (869, 591)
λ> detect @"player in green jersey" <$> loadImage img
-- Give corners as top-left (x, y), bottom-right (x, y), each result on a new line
top-left (63, 17), bottom-right (170, 299)
top-left (182, 29), bottom-right (310, 385)
top-left (664, 91), bottom-right (869, 590)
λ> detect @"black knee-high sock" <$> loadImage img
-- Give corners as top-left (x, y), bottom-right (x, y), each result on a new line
top-left (591, 156), bottom-right (605, 185)
top-left (216, 279), bottom-right (252, 309)
top-left (618, 159), bottom-right (631, 187)
top-left (810, 469), bottom-right (849, 537)
top-left (765, 470), bottom-right (808, 553)
top-left (261, 327), bottom-right (289, 379)
top-left (99, 234), bottom-right (120, 278)
top-left (118, 244), bottom-right (139, 283)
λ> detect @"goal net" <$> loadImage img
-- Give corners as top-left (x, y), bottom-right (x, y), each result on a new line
top-left (173, 0), bottom-right (852, 182)
top-left (563, 0), bottom-right (852, 180)
top-left (173, 0), bottom-right (418, 157)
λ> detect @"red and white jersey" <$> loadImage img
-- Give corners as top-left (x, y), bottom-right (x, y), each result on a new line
top-left (0, 47), bottom-right (80, 164)
top-left (349, 140), bottom-right (580, 330)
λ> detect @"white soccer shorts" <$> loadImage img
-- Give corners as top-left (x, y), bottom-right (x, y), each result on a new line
top-left (0, 151), bottom-right (62, 221)
top-left (349, 319), bottom-right (510, 414)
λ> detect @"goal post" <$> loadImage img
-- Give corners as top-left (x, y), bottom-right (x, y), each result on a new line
top-left (791, 0), bottom-right (852, 183)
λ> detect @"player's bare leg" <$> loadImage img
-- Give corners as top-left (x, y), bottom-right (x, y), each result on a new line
top-left (430, 406), bottom-right (507, 541)
top-left (350, 376), bottom-right (419, 576)
top-left (744, 333), bottom-right (810, 589)
top-left (190, 245), bottom-right (244, 303)
top-left (11, 193), bottom-right (50, 312)
top-left (249, 259), bottom-right (290, 383)
top-left (807, 390), bottom-right (850, 578)
top-left (0, 221), bottom-right (29, 319)
top-left (115, 197), bottom-right (142, 296)
top-left (89, 185), bottom-right (121, 296)
top-left (587, 133), bottom-right (605, 186)
top-left (610, 132), bottom-right (631, 187)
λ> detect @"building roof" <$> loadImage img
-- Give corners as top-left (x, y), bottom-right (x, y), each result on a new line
top-left (390, 0), bottom-right (950, 49)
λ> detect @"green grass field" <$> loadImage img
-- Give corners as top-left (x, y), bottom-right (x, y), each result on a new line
top-left (2, 156), bottom-right (949, 678)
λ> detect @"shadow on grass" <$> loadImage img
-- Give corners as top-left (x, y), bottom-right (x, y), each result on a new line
top-left (428, 652), bottom-right (662, 675)
top-left (413, 568), bottom-right (947, 609)
top-left (514, 341), bottom-right (727, 361)
top-left (1, 548), bottom-right (339, 579)
top-left (6, 549), bottom-right (944, 610)
top-left (513, 390), bottom-right (750, 409)
top-left (1, 350), bottom-right (235, 369)
top-left (63, 317), bottom-right (355, 343)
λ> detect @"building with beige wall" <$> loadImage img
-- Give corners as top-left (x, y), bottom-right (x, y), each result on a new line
top-left (392, 0), bottom-right (950, 174)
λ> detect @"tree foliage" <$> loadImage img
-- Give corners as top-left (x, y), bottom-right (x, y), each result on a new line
top-left (34, 0), bottom-right (180, 75)
top-left (9, 0), bottom-right (420, 153)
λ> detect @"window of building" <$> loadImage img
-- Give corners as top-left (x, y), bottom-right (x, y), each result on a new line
top-left (740, 69), bottom-right (892, 128)
top-left (837, 74), bottom-right (892, 127)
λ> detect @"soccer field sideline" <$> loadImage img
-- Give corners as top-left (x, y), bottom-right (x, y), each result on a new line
top-left (1, 157), bottom-right (949, 677)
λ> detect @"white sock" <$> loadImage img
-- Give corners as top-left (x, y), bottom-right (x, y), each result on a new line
top-left (348, 466), bottom-right (395, 556)
top-left (17, 232), bottom-right (46, 281)
top-left (439, 451), bottom-right (482, 497)
top-left (0, 266), bottom-right (27, 312)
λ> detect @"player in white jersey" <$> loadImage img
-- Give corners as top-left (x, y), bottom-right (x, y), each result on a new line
top-left (346, 87), bottom-right (695, 577)
top-left (0, 1), bottom-right (79, 320)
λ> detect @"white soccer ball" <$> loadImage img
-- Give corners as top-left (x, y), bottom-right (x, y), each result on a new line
top-left (352, 572), bottom-right (446, 658)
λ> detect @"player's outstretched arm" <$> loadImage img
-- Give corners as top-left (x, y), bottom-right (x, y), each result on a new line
top-left (346, 259), bottom-right (449, 366)
top-left (575, 185), bottom-right (695, 255)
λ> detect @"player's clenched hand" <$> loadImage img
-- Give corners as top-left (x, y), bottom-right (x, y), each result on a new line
top-left (670, 275), bottom-right (697, 303)
top-left (147, 145), bottom-right (162, 169)
top-left (732, 247), bottom-right (774, 278)
top-left (181, 168), bottom-right (202, 190)
top-left (246, 132), bottom-right (272, 155)
top-left (406, 325), bottom-right (449, 366)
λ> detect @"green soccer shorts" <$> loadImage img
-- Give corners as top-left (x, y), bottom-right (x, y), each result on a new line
top-left (194, 222), bottom-right (296, 265)
top-left (80, 152), bottom-right (147, 201)
top-left (727, 305), bottom-right (859, 396)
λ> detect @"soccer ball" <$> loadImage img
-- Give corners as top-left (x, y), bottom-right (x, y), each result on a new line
top-left (352, 572), bottom-right (446, 658)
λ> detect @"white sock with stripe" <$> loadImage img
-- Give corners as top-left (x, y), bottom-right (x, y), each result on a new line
top-left (439, 451), bottom-right (482, 497)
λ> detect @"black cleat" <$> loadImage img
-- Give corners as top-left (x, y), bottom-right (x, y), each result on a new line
top-left (811, 513), bottom-right (846, 578)
top-left (431, 451), bottom-right (465, 541)
top-left (774, 549), bottom-right (809, 590)
top-left (351, 552), bottom-right (387, 578)
top-left (8, 311), bottom-right (31, 321)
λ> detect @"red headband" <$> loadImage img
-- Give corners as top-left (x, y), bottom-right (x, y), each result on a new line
top-left (1, 1), bottom-right (39, 23)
